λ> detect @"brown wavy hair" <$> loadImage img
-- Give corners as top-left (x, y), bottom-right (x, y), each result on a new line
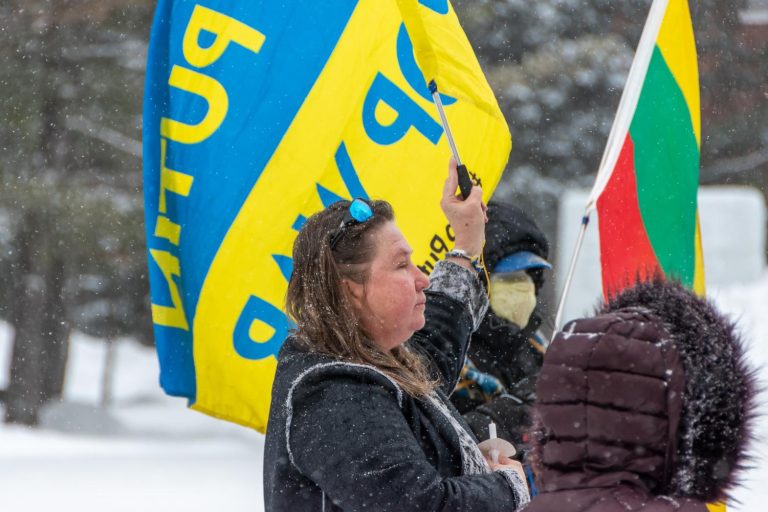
top-left (285, 199), bottom-right (437, 397)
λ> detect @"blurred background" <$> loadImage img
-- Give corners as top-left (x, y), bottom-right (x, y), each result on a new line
top-left (0, 1), bottom-right (765, 510)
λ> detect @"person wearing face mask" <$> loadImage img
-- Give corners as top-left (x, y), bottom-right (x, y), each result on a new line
top-left (451, 201), bottom-right (551, 449)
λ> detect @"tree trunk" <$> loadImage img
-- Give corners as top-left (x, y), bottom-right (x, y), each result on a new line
top-left (4, 13), bottom-right (72, 424)
top-left (4, 213), bottom-right (48, 425)
top-left (4, 213), bottom-right (72, 425)
top-left (101, 338), bottom-right (116, 408)
top-left (41, 255), bottom-right (70, 401)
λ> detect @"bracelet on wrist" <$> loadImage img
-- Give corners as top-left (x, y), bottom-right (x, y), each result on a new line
top-left (444, 249), bottom-right (484, 272)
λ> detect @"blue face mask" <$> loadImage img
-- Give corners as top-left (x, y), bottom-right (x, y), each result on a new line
top-left (329, 198), bottom-right (374, 250)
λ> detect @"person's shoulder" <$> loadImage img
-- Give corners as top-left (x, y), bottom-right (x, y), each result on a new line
top-left (276, 337), bottom-right (404, 401)
top-left (275, 334), bottom-right (308, 360)
top-left (272, 335), bottom-right (335, 396)
top-left (296, 360), bottom-right (405, 401)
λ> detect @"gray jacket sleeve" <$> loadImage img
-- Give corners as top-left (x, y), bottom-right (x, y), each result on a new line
top-left (410, 260), bottom-right (489, 395)
top-left (427, 260), bottom-right (488, 330)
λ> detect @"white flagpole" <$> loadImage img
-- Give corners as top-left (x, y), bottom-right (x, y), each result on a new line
top-left (554, 213), bottom-right (591, 330)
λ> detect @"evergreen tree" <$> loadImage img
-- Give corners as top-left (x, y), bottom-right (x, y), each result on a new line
top-left (0, 0), bottom-right (153, 425)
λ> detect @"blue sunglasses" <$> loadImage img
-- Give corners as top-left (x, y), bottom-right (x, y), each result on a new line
top-left (329, 198), bottom-right (374, 250)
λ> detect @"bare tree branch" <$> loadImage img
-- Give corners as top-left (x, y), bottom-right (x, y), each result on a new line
top-left (703, 148), bottom-right (768, 180)
top-left (65, 115), bottom-right (142, 158)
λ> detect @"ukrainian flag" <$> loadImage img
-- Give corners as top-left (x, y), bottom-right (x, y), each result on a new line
top-left (143, 0), bottom-right (510, 432)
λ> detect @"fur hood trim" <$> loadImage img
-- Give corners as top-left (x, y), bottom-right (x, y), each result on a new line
top-left (600, 279), bottom-right (760, 503)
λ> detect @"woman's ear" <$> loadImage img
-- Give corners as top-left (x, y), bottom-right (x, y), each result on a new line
top-left (343, 279), bottom-right (365, 309)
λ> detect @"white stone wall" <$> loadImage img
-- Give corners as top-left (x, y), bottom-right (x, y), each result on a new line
top-left (555, 186), bottom-right (767, 324)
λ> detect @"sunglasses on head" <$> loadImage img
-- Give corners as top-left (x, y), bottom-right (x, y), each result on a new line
top-left (329, 198), bottom-right (374, 250)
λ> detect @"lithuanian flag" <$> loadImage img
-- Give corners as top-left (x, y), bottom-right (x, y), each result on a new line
top-left (586, 0), bottom-right (706, 300)
top-left (586, 4), bottom-right (722, 509)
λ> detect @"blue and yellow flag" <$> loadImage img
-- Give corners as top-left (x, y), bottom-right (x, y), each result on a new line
top-left (143, 0), bottom-right (510, 432)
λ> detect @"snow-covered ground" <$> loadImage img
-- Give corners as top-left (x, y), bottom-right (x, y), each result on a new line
top-left (0, 331), bottom-right (265, 511)
top-left (0, 272), bottom-right (766, 512)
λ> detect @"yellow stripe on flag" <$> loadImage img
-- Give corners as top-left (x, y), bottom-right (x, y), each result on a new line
top-left (656, 0), bottom-right (700, 147)
top-left (693, 212), bottom-right (706, 296)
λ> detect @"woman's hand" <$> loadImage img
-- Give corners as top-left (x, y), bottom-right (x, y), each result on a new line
top-left (487, 456), bottom-right (528, 490)
top-left (440, 158), bottom-right (487, 258)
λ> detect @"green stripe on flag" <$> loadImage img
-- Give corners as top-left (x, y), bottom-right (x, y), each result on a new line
top-left (630, 46), bottom-right (700, 287)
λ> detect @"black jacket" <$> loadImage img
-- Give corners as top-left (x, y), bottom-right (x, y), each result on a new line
top-left (263, 261), bottom-right (529, 511)
top-left (456, 311), bottom-right (543, 444)
top-left (453, 201), bottom-right (549, 445)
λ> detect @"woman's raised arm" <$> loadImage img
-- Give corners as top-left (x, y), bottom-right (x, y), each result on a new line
top-left (408, 159), bottom-right (490, 392)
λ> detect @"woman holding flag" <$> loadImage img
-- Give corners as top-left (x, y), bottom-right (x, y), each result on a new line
top-left (263, 160), bottom-right (530, 511)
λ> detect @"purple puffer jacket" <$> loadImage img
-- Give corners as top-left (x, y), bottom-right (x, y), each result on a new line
top-left (524, 280), bottom-right (758, 512)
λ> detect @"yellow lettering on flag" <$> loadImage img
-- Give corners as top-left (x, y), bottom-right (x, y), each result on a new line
top-left (154, 216), bottom-right (182, 246)
top-left (183, 5), bottom-right (266, 68)
top-left (158, 139), bottom-right (194, 214)
top-left (149, 249), bottom-right (189, 330)
top-left (160, 65), bottom-right (229, 144)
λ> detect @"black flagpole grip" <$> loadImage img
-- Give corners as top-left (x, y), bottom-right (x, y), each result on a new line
top-left (456, 164), bottom-right (473, 200)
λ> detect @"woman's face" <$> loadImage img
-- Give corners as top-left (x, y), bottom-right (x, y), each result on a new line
top-left (345, 221), bottom-right (430, 352)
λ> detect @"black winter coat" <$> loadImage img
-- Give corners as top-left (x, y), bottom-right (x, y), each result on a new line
top-left (263, 261), bottom-right (529, 512)
top-left (456, 310), bottom-right (545, 442)
top-left (453, 201), bottom-right (549, 444)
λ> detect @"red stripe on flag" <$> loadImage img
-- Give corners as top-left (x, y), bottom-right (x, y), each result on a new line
top-left (596, 134), bottom-right (662, 300)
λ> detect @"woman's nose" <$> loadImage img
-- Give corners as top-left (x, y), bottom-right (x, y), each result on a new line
top-left (413, 266), bottom-right (430, 291)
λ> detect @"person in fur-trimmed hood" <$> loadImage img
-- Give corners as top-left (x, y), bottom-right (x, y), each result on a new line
top-left (524, 278), bottom-right (759, 511)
